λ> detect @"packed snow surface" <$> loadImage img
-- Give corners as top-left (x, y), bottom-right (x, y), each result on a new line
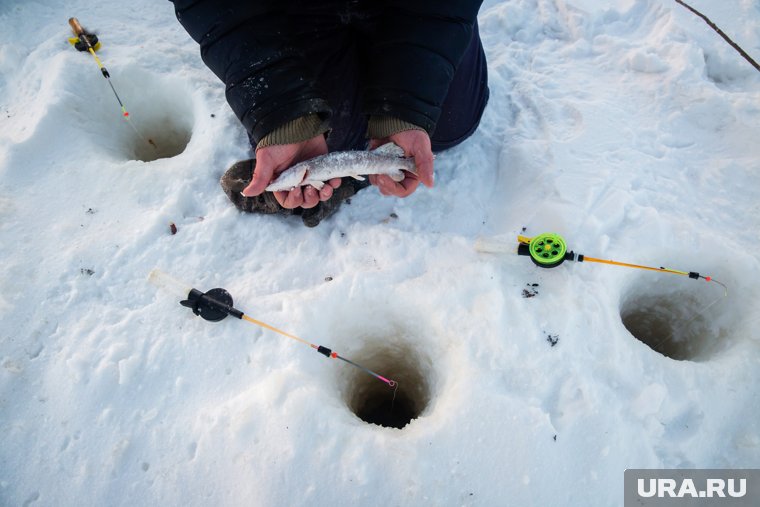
top-left (1, 0), bottom-right (758, 505)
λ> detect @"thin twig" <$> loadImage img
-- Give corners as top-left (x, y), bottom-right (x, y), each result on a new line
top-left (674, 0), bottom-right (760, 73)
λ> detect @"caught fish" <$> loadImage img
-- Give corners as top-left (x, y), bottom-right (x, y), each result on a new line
top-left (264, 143), bottom-right (417, 192)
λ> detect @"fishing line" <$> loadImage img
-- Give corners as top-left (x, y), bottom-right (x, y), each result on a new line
top-left (148, 269), bottom-right (398, 388)
top-left (68, 17), bottom-right (157, 150)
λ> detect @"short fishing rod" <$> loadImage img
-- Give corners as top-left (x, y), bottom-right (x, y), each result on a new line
top-left (68, 17), bottom-right (156, 149)
top-left (515, 233), bottom-right (727, 294)
top-left (148, 269), bottom-right (397, 388)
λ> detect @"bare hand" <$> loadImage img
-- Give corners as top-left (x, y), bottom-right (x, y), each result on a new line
top-left (368, 129), bottom-right (434, 198)
top-left (241, 135), bottom-right (341, 209)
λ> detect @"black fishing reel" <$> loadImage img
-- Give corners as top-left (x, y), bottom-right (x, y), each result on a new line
top-left (68, 17), bottom-right (100, 52)
top-left (73, 33), bottom-right (99, 52)
top-left (180, 288), bottom-right (242, 322)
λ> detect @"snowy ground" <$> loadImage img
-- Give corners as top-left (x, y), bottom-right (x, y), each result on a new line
top-left (1, 0), bottom-right (759, 505)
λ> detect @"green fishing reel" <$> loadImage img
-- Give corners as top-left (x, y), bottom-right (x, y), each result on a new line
top-left (514, 232), bottom-right (724, 294)
top-left (518, 233), bottom-right (577, 268)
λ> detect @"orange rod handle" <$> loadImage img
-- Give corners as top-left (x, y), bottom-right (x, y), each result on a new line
top-left (68, 17), bottom-right (85, 36)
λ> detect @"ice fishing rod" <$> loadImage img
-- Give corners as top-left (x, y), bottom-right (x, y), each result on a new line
top-left (148, 269), bottom-right (397, 388)
top-left (68, 17), bottom-right (156, 149)
top-left (514, 232), bottom-right (727, 293)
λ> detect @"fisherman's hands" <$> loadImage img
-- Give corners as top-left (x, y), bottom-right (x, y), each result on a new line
top-left (242, 129), bottom-right (432, 206)
top-left (242, 135), bottom-right (341, 209)
top-left (369, 129), bottom-right (434, 198)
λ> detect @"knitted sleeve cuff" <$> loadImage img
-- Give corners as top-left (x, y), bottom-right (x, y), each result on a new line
top-left (367, 115), bottom-right (426, 140)
top-left (256, 114), bottom-right (330, 151)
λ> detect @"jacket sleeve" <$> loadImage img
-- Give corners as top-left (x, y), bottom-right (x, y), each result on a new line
top-left (169, 0), bottom-right (331, 143)
top-left (361, 0), bottom-right (484, 135)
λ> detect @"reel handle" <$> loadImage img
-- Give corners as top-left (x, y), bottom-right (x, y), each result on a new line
top-left (474, 235), bottom-right (514, 254)
top-left (148, 269), bottom-right (194, 300)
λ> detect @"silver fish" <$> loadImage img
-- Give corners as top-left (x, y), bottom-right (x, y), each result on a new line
top-left (264, 143), bottom-right (417, 192)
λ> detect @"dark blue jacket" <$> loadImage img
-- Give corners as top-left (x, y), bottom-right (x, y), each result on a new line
top-left (169, 0), bottom-right (483, 142)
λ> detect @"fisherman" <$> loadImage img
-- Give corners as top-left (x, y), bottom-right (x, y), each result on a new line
top-left (169, 0), bottom-right (489, 226)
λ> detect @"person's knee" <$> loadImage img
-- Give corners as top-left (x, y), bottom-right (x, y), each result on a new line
top-left (430, 24), bottom-right (489, 153)
top-left (431, 85), bottom-right (489, 153)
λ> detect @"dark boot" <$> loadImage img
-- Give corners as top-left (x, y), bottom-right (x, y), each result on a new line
top-left (300, 179), bottom-right (368, 227)
top-left (219, 159), bottom-right (368, 227)
top-left (220, 159), bottom-right (291, 215)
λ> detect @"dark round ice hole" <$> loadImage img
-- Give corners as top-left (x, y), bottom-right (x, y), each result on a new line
top-left (345, 344), bottom-right (431, 429)
top-left (354, 385), bottom-right (417, 429)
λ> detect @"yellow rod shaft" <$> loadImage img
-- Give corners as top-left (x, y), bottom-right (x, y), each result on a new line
top-left (241, 314), bottom-right (314, 347)
top-left (87, 47), bottom-right (105, 70)
top-left (581, 256), bottom-right (689, 276)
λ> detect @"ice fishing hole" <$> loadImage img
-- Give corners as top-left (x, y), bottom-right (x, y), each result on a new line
top-left (344, 344), bottom-right (431, 429)
top-left (620, 283), bottom-right (727, 361)
top-left (126, 88), bottom-right (193, 162)
top-left (129, 114), bottom-right (192, 162)
top-left (82, 67), bottom-right (194, 162)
